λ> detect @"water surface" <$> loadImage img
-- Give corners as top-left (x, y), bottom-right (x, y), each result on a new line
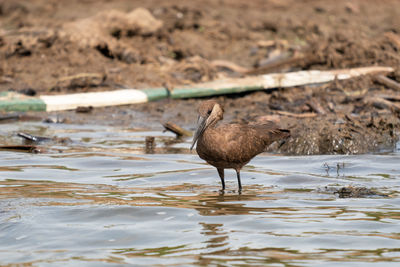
top-left (0, 122), bottom-right (399, 266)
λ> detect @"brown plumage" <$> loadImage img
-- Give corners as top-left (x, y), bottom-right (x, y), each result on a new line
top-left (191, 100), bottom-right (290, 192)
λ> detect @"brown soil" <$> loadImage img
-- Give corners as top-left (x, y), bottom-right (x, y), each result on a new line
top-left (1, 0), bottom-right (400, 155)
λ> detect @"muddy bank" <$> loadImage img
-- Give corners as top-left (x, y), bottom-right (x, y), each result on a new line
top-left (1, 0), bottom-right (400, 155)
top-left (7, 85), bottom-right (399, 155)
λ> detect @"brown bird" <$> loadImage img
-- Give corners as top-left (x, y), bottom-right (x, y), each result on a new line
top-left (191, 100), bottom-right (290, 192)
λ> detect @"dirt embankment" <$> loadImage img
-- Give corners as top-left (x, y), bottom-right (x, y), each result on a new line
top-left (1, 0), bottom-right (400, 155)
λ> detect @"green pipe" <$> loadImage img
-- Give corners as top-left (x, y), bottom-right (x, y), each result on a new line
top-left (141, 88), bottom-right (169, 101)
top-left (0, 94), bottom-right (46, 112)
top-left (170, 85), bottom-right (262, 99)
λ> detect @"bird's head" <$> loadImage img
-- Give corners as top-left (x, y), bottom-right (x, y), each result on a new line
top-left (190, 100), bottom-right (224, 150)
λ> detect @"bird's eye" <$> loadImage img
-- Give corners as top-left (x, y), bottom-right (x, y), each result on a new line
top-left (207, 109), bottom-right (212, 115)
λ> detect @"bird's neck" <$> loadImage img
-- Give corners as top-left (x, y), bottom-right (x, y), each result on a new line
top-left (208, 118), bottom-right (222, 129)
top-left (201, 120), bottom-right (220, 140)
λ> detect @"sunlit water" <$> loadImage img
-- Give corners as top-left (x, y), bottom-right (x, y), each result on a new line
top-left (0, 122), bottom-right (399, 266)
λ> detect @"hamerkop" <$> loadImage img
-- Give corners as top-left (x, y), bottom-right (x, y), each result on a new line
top-left (191, 100), bottom-right (290, 192)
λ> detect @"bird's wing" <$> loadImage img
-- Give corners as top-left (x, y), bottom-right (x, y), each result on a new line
top-left (212, 124), bottom-right (269, 163)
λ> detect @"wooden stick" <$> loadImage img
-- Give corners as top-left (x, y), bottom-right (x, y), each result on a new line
top-left (364, 96), bottom-right (400, 112)
top-left (245, 55), bottom-right (309, 75)
top-left (374, 75), bottom-right (400, 91)
top-left (211, 60), bottom-right (250, 74)
top-left (275, 111), bottom-right (317, 118)
top-left (17, 132), bottom-right (51, 142)
top-left (374, 93), bottom-right (400, 101)
top-left (163, 122), bottom-right (192, 137)
top-left (306, 99), bottom-right (326, 115)
top-left (256, 39), bottom-right (289, 48)
top-left (384, 32), bottom-right (400, 50)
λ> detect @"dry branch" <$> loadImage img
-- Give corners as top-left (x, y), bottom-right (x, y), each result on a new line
top-left (163, 122), bottom-right (192, 137)
top-left (275, 111), bottom-right (317, 118)
top-left (306, 99), bottom-right (326, 115)
top-left (385, 32), bottom-right (400, 50)
top-left (364, 96), bottom-right (400, 112)
top-left (374, 75), bottom-right (400, 91)
top-left (211, 60), bottom-right (250, 74)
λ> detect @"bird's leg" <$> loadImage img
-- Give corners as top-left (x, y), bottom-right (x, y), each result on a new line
top-left (235, 168), bottom-right (242, 193)
top-left (217, 168), bottom-right (225, 191)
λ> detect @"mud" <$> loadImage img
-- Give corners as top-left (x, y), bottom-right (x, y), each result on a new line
top-left (334, 186), bottom-right (389, 198)
top-left (1, 0), bottom-right (400, 155)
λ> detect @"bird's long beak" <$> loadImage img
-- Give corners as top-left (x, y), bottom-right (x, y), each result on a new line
top-left (190, 115), bottom-right (207, 151)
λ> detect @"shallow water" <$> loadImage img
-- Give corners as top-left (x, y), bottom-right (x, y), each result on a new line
top-left (0, 122), bottom-right (399, 266)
